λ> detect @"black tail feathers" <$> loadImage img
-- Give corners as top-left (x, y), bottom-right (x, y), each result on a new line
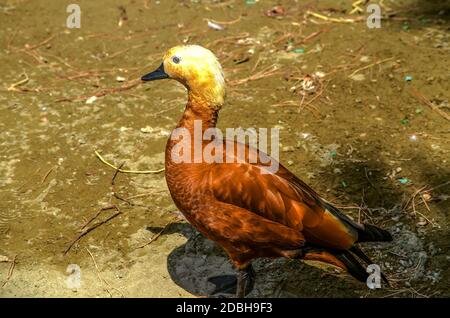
top-left (332, 250), bottom-right (368, 283)
top-left (330, 246), bottom-right (390, 286)
top-left (357, 223), bottom-right (393, 243)
top-left (350, 246), bottom-right (390, 286)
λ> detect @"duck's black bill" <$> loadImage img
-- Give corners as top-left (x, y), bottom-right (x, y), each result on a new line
top-left (141, 63), bottom-right (169, 81)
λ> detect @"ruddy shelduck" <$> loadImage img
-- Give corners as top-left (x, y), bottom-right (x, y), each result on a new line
top-left (141, 45), bottom-right (392, 297)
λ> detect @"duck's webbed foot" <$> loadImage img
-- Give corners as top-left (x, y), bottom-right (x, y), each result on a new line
top-left (207, 264), bottom-right (255, 298)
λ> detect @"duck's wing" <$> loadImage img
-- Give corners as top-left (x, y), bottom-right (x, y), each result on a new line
top-left (207, 141), bottom-right (362, 250)
top-left (275, 159), bottom-right (364, 231)
top-left (196, 199), bottom-right (306, 267)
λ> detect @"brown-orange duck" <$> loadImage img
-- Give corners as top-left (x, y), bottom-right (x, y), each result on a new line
top-left (141, 45), bottom-right (392, 297)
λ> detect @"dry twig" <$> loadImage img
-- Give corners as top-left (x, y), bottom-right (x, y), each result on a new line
top-left (64, 206), bottom-right (122, 255)
top-left (136, 218), bottom-right (176, 249)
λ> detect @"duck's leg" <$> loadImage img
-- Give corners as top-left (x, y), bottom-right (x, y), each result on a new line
top-left (208, 264), bottom-right (255, 298)
top-left (236, 264), bottom-right (255, 298)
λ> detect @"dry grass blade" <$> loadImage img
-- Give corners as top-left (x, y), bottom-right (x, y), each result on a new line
top-left (7, 73), bottom-right (29, 91)
top-left (86, 248), bottom-right (124, 297)
top-left (19, 34), bottom-right (56, 52)
top-left (208, 32), bottom-right (250, 47)
top-left (348, 57), bottom-right (394, 78)
top-left (402, 185), bottom-right (427, 211)
top-left (410, 87), bottom-right (450, 121)
top-left (106, 44), bottom-right (145, 60)
top-left (207, 16), bottom-right (242, 25)
top-left (306, 10), bottom-right (365, 23)
top-left (1, 255), bottom-right (17, 288)
top-left (125, 191), bottom-right (164, 200)
top-left (57, 78), bottom-right (142, 103)
top-left (272, 98), bottom-right (321, 117)
top-left (295, 29), bottom-right (328, 45)
top-left (402, 185), bottom-right (438, 227)
top-left (228, 65), bottom-right (280, 86)
top-left (95, 151), bottom-right (164, 174)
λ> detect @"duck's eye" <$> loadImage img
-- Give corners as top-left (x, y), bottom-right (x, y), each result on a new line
top-left (172, 56), bottom-right (181, 64)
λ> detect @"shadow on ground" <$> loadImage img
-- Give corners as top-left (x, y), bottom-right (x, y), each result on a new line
top-left (161, 222), bottom-right (363, 298)
top-left (156, 152), bottom-right (449, 297)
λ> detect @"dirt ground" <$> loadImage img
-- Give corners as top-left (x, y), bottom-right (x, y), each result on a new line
top-left (0, 0), bottom-right (449, 298)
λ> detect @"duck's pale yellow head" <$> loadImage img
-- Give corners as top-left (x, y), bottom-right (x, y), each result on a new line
top-left (142, 45), bottom-right (225, 109)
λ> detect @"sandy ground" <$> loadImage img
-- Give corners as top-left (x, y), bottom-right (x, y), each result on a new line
top-left (0, 0), bottom-right (449, 297)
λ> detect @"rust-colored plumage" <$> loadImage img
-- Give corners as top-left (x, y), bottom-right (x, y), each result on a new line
top-left (142, 45), bottom-right (392, 297)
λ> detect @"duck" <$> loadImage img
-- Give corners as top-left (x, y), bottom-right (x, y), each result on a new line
top-left (141, 45), bottom-right (392, 297)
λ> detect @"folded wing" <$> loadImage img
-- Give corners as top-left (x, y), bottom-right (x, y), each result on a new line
top-left (207, 141), bottom-right (361, 250)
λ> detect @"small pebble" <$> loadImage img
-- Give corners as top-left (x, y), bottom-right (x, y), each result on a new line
top-left (300, 133), bottom-right (310, 139)
top-left (409, 134), bottom-right (418, 141)
top-left (207, 20), bottom-right (224, 31)
top-left (349, 73), bottom-right (365, 81)
top-left (140, 126), bottom-right (154, 134)
top-left (359, 56), bottom-right (370, 63)
top-left (85, 96), bottom-right (97, 104)
top-left (314, 71), bottom-right (325, 78)
top-left (417, 218), bottom-right (428, 227)
top-left (282, 146), bottom-right (295, 152)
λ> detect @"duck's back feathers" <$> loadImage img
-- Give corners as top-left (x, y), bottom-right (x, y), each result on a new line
top-left (204, 140), bottom-right (392, 252)
top-left (205, 141), bottom-right (360, 250)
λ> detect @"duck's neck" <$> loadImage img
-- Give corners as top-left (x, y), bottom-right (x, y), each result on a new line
top-left (177, 90), bottom-right (220, 132)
